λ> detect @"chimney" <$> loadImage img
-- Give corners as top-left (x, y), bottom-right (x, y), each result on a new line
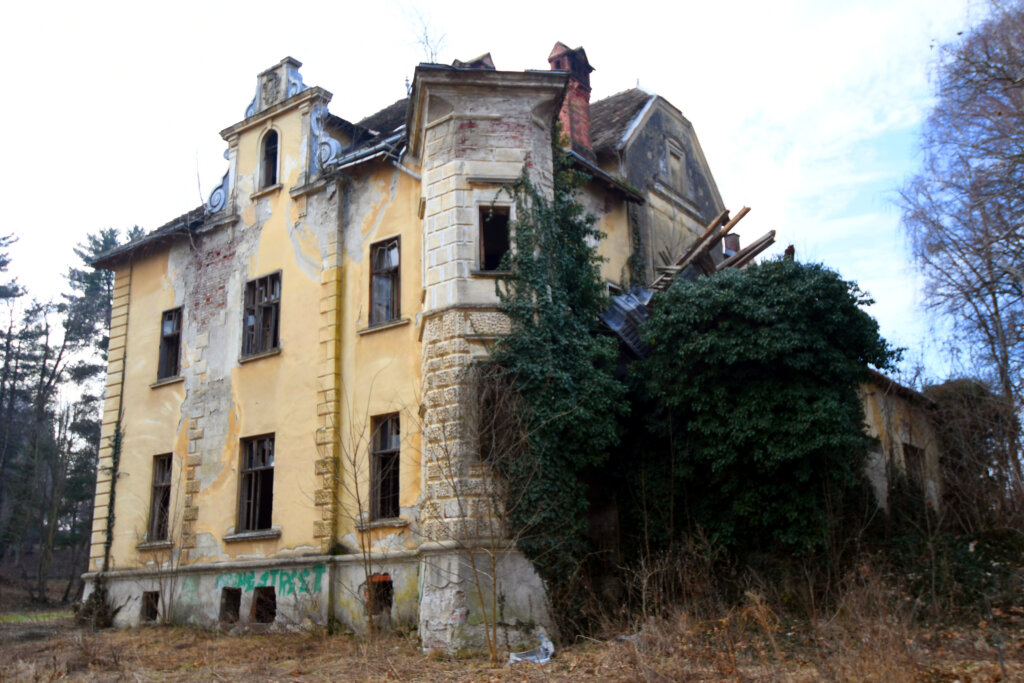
top-left (548, 42), bottom-right (595, 161)
top-left (723, 233), bottom-right (740, 257)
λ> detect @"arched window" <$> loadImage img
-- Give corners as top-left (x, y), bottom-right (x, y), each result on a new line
top-left (261, 130), bottom-right (279, 188)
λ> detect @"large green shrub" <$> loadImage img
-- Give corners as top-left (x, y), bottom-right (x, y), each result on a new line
top-left (629, 259), bottom-right (898, 554)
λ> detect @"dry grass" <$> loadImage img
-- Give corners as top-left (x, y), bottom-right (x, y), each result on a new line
top-left (1, 564), bottom-right (1021, 682)
top-left (0, 604), bottom-right (1020, 682)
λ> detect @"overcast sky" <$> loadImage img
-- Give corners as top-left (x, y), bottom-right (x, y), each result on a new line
top-left (0, 0), bottom-right (982, 381)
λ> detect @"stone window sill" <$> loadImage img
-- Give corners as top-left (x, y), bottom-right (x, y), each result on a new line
top-left (356, 517), bottom-right (409, 532)
top-left (136, 540), bottom-right (174, 551)
top-left (150, 376), bottom-right (184, 389)
top-left (223, 528), bottom-right (282, 543)
top-left (250, 184), bottom-right (282, 200)
top-left (357, 318), bottom-right (410, 335)
top-left (471, 270), bottom-right (511, 278)
top-left (239, 347), bottom-right (282, 364)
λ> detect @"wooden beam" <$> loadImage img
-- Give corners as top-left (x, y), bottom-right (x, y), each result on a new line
top-left (718, 229), bottom-right (776, 270)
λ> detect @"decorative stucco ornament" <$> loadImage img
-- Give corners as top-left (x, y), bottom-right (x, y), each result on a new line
top-left (245, 88), bottom-right (259, 118)
top-left (262, 71), bottom-right (281, 107)
top-left (286, 68), bottom-right (306, 98)
top-left (207, 171), bottom-right (229, 213)
top-left (311, 105), bottom-right (342, 172)
top-left (245, 58), bottom-right (307, 119)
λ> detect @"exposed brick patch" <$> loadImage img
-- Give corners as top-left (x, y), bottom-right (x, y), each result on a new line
top-left (187, 237), bottom-right (238, 331)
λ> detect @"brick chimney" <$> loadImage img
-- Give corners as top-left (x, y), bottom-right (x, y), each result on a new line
top-left (548, 42), bottom-right (595, 161)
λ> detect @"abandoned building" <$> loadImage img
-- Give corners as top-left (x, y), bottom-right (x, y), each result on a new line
top-left (83, 44), bottom-right (940, 649)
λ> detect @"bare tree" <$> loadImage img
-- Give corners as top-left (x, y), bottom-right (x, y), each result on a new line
top-left (321, 374), bottom-right (409, 639)
top-left (901, 2), bottom-right (1024, 491)
top-left (408, 8), bottom-right (446, 64)
top-left (417, 363), bottom-right (556, 661)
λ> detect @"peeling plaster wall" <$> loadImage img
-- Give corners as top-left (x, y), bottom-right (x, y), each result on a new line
top-left (89, 64), bottom-right (572, 651)
top-left (334, 162), bottom-right (423, 548)
top-left (419, 549), bottom-right (551, 653)
top-left (102, 251), bottom-right (186, 569)
top-left (579, 185), bottom-right (632, 289)
top-left (96, 89), bottom-right (340, 574)
top-left (860, 382), bottom-right (943, 511)
top-left (84, 558), bottom-right (331, 628)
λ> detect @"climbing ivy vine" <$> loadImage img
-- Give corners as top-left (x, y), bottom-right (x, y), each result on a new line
top-left (490, 143), bottom-right (627, 605)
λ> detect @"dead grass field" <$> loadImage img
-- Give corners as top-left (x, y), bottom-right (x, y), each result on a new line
top-left (0, 609), bottom-right (1020, 682)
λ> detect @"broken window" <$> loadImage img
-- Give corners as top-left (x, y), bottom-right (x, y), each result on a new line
top-left (251, 586), bottom-right (277, 623)
top-left (479, 205), bottom-right (510, 271)
top-left (239, 435), bottom-right (274, 532)
top-left (149, 454), bottom-right (172, 542)
top-left (367, 573), bottom-right (393, 619)
top-left (370, 238), bottom-right (400, 325)
top-left (371, 414), bottom-right (400, 520)
top-left (141, 591), bottom-right (160, 622)
top-left (219, 587), bottom-right (241, 623)
top-left (242, 273), bottom-right (281, 356)
top-left (261, 130), bottom-right (278, 188)
top-left (157, 308), bottom-right (182, 380)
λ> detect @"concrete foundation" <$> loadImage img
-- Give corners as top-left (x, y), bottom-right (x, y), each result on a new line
top-left (83, 544), bottom-right (551, 650)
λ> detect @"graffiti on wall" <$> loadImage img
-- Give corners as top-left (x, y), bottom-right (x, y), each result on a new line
top-left (215, 564), bottom-right (326, 596)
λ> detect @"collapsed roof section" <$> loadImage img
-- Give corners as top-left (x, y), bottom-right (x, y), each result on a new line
top-left (600, 206), bottom-right (778, 358)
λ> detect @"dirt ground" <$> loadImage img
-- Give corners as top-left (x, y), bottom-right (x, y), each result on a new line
top-left (0, 612), bottom-right (1021, 682)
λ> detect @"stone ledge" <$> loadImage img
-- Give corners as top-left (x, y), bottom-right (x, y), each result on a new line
top-left (357, 318), bottom-right (411, 335)
top-left (356, 517), bottom-right (410, 532)
top-left (223, 528), bottom-right (282, 543)
top-left (136, 540), bottom-right (174, 551)
top-left (250, 184), bottom-right (282, 201)
top-left (238, 347), bottom-right (282, 364)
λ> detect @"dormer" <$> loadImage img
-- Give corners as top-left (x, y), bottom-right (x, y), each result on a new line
top-left (212, 58), bottom-right (336, 210)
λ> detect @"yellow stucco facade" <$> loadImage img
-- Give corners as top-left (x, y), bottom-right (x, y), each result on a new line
top-left (82, 48), bottom-right (819, 651)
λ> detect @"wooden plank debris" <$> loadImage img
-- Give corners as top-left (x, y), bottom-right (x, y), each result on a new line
top-left (650, 207), bottom-right (750, 291)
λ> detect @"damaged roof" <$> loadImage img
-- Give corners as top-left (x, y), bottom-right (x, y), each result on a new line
top-left (93, 78), bottom-right (662, 269)
top-left (91, 206), bottom-right (205, 269)
top-left (590, 88), bottom-right (654, 155)
top-left (356, 97), bottom-right (409, 138)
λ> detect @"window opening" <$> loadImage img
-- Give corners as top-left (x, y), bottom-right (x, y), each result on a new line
top-left (239, 435), bottom-right (274, 532)
top-left (371, 415), bottom-right (400, 520)
top-left (141, 591), bottom-right (160, 622)
top-left (370, 238), bottom-right (400, 325)
top-left (219, 587), bottom-right (241, 623)
top-left (242, 273), bottom-right (281, 356)
top-left (479, 206), bottom-right (510, 271)
top-left (149, 454), bottom-right (172, 541)
top-left (366, 573), bottom-right (393, 619)
top-left (476, 364), bottom-right (522, 466)
top-left (157, 308), bottom-right (182, 379)
top-left (261, 130), bottom-right (278, 188)
top-left (251, 586), bottom-right (277, 623)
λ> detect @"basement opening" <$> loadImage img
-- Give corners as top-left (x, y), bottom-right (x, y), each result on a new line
top-left (141, 591), bottom-right (160, 622)
top-left (219, 587), bottom-right (242, 623)
top-left (251, 586), bottom-right (277, 623)
top-left (366, 573), bottom-right (393, 620)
